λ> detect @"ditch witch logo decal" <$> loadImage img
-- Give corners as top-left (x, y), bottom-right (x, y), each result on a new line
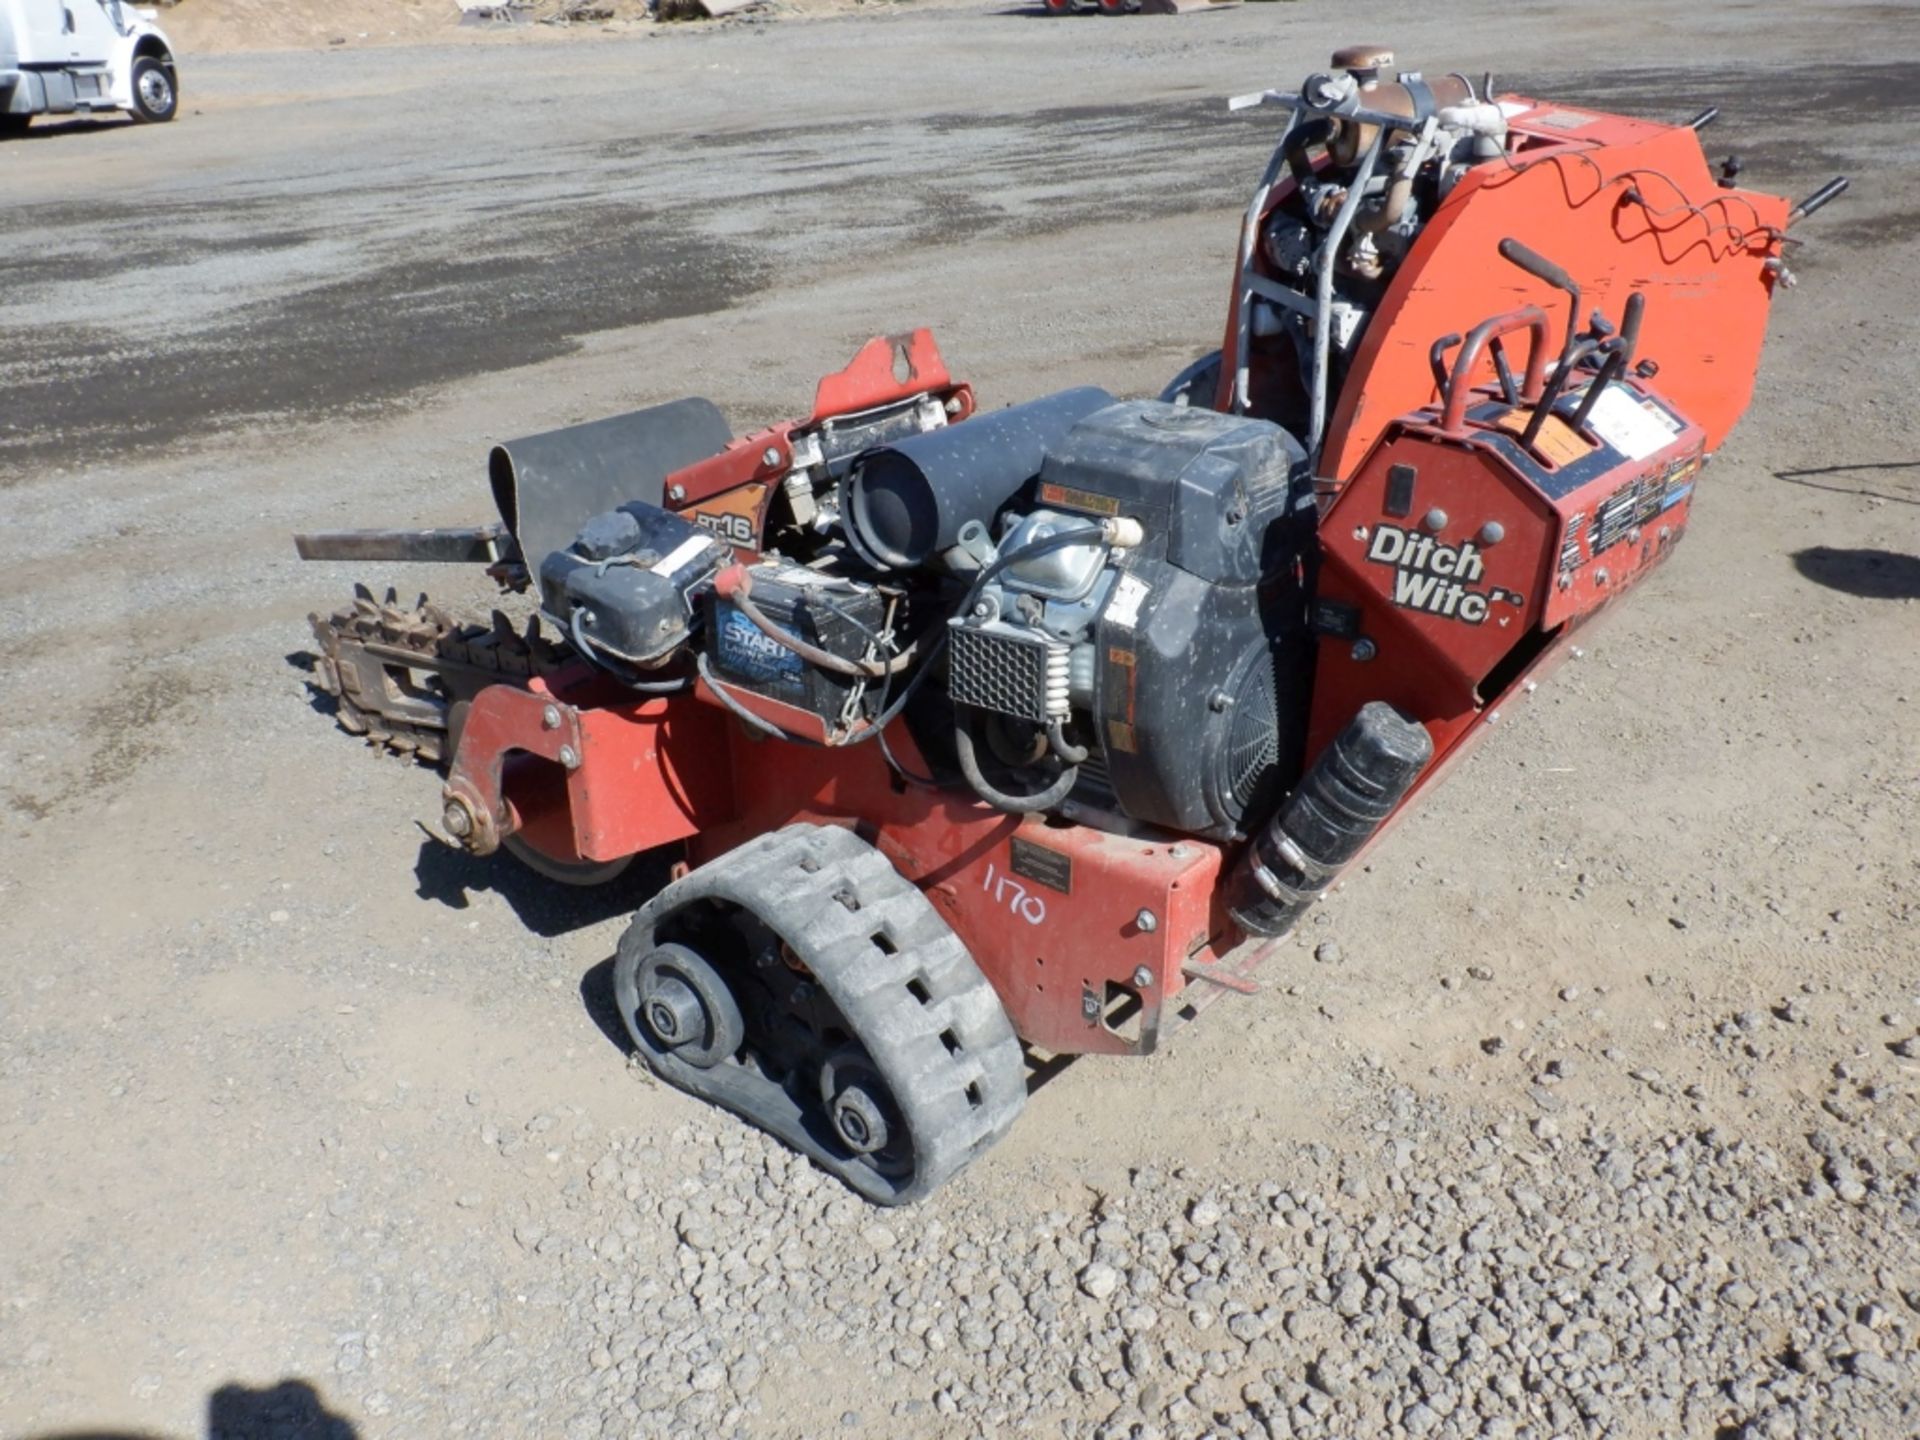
top-left (1366, 525), bottom-right (1523, 624)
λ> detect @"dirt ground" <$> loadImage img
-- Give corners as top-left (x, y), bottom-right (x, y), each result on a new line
top-left (2, 1), bottom-right (1917, 1437)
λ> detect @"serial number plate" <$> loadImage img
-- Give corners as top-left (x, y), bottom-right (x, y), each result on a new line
top-left (1010, 837), bottom-right (1073, 895)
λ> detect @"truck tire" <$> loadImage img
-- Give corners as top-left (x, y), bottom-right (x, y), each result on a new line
top-left (130, 56), bottom-right (178, 123)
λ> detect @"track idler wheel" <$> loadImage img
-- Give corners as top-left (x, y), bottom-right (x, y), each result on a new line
top-left (632, 943), bottom-right (745, 1068)
top-left (819, 1046), bottom-right (910, 1173)
top-left (610, 823), bottom-right (1026, 1205)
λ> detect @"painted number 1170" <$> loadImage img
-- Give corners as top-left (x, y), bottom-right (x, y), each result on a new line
top-left (981, 862), bottom-right (1047, 926)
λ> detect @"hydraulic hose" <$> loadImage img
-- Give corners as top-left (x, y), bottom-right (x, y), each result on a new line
top-left (954, 707), bottom-right (1080, 815)
top-left (1045, 717), bottom-right (1089, 765)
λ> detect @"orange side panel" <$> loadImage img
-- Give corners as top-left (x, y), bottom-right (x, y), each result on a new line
top-left (1324, 116), bottom-right (1786, 480)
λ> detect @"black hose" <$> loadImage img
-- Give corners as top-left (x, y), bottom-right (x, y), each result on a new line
top-left (954, 707), bottom-right (1079, 815)
top-left (1045, 717), bottom-right (1088, 766)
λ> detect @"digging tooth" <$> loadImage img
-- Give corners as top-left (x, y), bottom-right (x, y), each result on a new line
top-left (307, 587), bottom-right (550, 775)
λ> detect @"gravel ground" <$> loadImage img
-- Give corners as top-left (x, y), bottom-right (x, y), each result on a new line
top-left (2, 2), bottom-right (1917, 1438)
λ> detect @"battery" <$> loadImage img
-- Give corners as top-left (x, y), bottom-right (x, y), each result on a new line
top-left (703, 564), bottom-right (888, 726)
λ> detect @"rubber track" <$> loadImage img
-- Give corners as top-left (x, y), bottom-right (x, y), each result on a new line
top-left (614, 823), bottom-right (1027, 1205)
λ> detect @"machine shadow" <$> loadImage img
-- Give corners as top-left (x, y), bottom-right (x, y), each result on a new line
top-left (27, 1376), bottom-right (358, 1440)
top-left (413, 839), bottom-right (672, 938)
top-left (1775, 460), bottom-right (1920, 505)
top-left (580, 954), bottom-right (631, 1054)
top-left (1791, 546), bottom-right (1920, 601)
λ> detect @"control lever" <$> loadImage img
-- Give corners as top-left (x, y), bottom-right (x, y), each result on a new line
top-left (1498, 237), bottom-right (1581, 358)
top-left (1569, 292), bottom-right (1646, 434)
top-left (1788, 176), bottom-right (1849, 225)
top-left (1498, 237), bottom-right (1585, 449)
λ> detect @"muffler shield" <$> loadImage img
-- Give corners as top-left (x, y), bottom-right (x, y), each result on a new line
top-left (488, 397), bottom-right (732, 597)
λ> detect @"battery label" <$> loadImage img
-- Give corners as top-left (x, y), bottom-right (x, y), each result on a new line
top-left (714, 606), bottom-right (805, 686)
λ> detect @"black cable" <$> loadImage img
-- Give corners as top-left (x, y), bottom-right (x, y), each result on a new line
top-left (840, 522), bottom-right (1105, 750)
top-left (568, 607), bottom-right (694, 693)
top-left (694, 653), bottom-right (827, 746)
top-left (812, 589), bottom-right (887, 648)
top-left (873, 655), bottom-right (946, 789)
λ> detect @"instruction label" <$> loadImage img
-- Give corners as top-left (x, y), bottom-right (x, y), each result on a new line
top-left (1585, 386), bottom-right (1683, 461)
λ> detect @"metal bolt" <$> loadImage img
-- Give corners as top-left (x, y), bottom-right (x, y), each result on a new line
top-left (1626, 526), bottom-right (1641, 545)
top-left (1595, 568), bottom-right (1610, 586)
top-left (1208, 689), bottom-right (1232, 713)
top-left (1134, 909), bottom-right (1158, 934)
top-left (1479, 520), bottom-right (1505, 545)
top-left (557, 744), bottom-right (580, 770)
top-left (1351, 637), bottom-right (1377, 663)
top-left (761, 446), bottom-right (782, 468)
top-left (442, 799), bottom-right (472, 839)
top-left (667, 483), bottom-right (687, 502)
top-left (945, 396), bottom-right (963, 415)
top-left (1131, 964), bottom-right (1154, 989)
top-left (542, 704), bottom-right (561, 730)
top-left (1422, 507), bottom-right (1449, 532)
top-left (1487, 709), bottom-right (1501, 725)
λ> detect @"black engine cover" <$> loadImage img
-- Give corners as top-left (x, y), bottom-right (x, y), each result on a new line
top-left (1045, 401), bottom-right (1311, 839)
top-left (539, 501), bottom-right (724, 664)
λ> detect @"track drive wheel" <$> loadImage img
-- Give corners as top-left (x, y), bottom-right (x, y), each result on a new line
top-left (611, 823), bottom-right (1026, 1205)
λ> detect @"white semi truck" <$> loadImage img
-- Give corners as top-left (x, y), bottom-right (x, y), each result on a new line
top-left (1, 0), bottom-right (178, 133)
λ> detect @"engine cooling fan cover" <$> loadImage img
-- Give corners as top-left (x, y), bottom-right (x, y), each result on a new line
top-left (1202, 637), bottom-right (1286, 836)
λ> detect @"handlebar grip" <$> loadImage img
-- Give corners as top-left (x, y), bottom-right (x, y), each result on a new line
top-left (1498, 237), bottom-right (1577, 295)
top-left (1788, 176), bottom-right (1849, 224)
